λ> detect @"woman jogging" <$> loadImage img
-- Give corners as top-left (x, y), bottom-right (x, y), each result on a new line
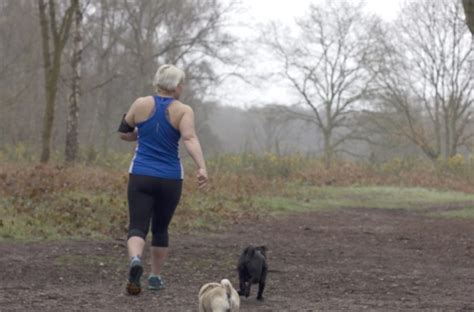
top-left (118, 64), bottom-right (208, 295)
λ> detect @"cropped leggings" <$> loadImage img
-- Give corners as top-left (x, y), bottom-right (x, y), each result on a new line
top-left (127, 174), bottom-right (182, 247)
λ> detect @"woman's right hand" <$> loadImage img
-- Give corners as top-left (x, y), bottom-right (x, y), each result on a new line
top-left (197, 168), bottom-right (208, 188)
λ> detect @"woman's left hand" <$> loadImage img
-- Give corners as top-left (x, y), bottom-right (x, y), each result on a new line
top-left (197, 168), bottom-right (208, 188)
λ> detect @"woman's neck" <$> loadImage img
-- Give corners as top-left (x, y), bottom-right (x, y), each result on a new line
top-left (157, 90), bottom-right (175, 98)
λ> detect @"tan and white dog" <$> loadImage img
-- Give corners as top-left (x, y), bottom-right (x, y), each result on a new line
top-left (198, 279), bottom-right (240, 312)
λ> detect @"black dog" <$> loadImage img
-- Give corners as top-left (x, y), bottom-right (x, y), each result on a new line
top-left (237, 245), bottom-right (268, 301)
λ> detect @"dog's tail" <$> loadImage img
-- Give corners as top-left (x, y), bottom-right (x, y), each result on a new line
top-left (220, 279), bottom-right (233, 299)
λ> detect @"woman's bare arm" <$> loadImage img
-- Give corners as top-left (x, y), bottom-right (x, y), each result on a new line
top-left (119, 128), bottom-right (138, 141)
top-left (179, 105), bottom-right (208, 187)
top-left (118, 98), bottom-right (147, 142)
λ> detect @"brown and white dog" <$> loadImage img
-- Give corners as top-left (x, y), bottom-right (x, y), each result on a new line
top-left (198, 279), bottom-right (240, 312)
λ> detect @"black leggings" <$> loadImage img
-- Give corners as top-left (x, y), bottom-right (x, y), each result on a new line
top-left (127, 174), bottom-right (182, 247)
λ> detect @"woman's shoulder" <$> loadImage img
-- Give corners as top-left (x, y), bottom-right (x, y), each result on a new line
top-left (169, 101), bottom-right (193, 127)
top-left (130, 96), bottom-right (155, 124)
top-left (170, 100), bottom-right (192, 113)
top-left (130, 96), bottom-right (155, 113)
top-left (133, 96), bottom-right (155, 108)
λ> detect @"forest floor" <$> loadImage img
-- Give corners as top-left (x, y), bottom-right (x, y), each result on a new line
top-left (2, 205), bottom-right (474, 311)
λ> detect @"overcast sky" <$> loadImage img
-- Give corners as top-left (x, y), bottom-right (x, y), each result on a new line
top-left (245, 0), bottom-right (400, 23)
top-left (214, 0), bottom-right (404, 108)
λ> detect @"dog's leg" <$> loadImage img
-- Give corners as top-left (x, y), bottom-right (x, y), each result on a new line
top-left (238, 282), bottom-right (246, 296)
top-left (245, 282), bottom-right (251, 298)
top-left (256, 280), bottom-right (265, 301)
top-left (238, 269), bottom-right (246, 296)
top-left (257, 267), bottom-right (267, 301)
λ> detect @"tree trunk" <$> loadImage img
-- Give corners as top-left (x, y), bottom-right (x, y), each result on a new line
top-left (448, 111), bottom-right (458, 158)
top-left (40, 25), bottom-right (63, 163)
top-left (38, 0), bottom-right (52, 163)
top-left (323, 129), bottom-right (332, 169)
top-left (38, 0), bottom-right (77, 163)
top-left (463, 0), bottom-right (474, 35)
top-left (65, 0), bottom-right (82, 163)
top-left (444, 107), bottom-right (451, 159)
top-left (40, 74), bottom-right (58, 163)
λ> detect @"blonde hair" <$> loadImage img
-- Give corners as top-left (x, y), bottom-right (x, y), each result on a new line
top-left (153, 64), bottom-right (185, 92)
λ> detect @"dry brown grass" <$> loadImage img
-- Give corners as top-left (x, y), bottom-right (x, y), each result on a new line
top-left (1, 155), bottom-right (474, 240)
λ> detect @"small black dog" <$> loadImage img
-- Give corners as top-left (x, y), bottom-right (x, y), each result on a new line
top-left (237, 245), bottom-right (268, 301)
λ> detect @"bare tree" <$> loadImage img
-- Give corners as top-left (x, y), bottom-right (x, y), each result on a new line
top-left (117, 0), bottom-right (235, 94)
top-left (79, 0), bottom-right (128, 154)
top-left (38, 0), bottom-right (77, 162)
top-left (263, 0), bottom-right (380, 167)
top-left (68, 0), bottom-right (237, 155)
top-left (65, 0), bottom-right (82, 162)
top-left (371, 0), bottom-right (474, 161)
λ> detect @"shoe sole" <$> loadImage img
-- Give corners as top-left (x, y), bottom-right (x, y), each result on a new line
top-left (126, 264), bottom-right (143, 295)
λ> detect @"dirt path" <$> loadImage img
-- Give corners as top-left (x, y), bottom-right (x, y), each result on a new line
top-left (1, 208), bottom-right (474, 311)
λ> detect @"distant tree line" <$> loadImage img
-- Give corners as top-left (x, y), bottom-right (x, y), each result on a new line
top-left (0, 0), bottom-right (473, 167)
top-left (264, 0), bottom-right (474, 167)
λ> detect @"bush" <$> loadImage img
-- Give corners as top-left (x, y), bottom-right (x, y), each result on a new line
top-left (2, 153), bottom-right (474, 239)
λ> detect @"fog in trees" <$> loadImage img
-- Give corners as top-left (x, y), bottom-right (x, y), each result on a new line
top-left (1, 0), bottom-right (474, 166)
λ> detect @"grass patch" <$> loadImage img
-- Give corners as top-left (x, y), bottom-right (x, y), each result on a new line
top-left (254, 196), bottom-right (320, 213)
top-left (0, 192), bottom-right (128, 241)
top-left (255, 186), bottom-right (474, 215)
top-left (3, 161), bottom-right (474, 241)
top-left (439, 208), bottom-right (474, 219)
top-left (4, 185), bottom-right (474, 240)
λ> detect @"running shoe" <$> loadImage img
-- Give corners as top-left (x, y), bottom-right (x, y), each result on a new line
top-left (126, 257), bottom-right (143, 295)
top-left (148, 275), bottom-right (166, 290)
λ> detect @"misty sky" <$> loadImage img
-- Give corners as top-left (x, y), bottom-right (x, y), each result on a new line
top-left (215, 0), bottom-right (403, 108)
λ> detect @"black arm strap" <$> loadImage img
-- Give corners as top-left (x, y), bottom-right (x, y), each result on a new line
top-left (118, 114), bottom-right (135, 133)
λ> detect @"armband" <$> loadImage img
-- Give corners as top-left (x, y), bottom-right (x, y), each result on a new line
top-left (118, 114), bottom-right (134, 133)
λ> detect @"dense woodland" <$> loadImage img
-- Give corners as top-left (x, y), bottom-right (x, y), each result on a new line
top-left (1, 0), bottom-right (473, 166)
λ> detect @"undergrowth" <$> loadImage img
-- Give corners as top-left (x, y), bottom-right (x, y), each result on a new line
top-left (1, 153), bottom-right (474, 240)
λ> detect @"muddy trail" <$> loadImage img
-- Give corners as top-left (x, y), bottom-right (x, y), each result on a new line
top-left (1, 208), bottom-right (474, 311)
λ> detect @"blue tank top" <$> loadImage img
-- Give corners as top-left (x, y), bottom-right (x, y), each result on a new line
top-left (129, 95), bottom-right (183, 180)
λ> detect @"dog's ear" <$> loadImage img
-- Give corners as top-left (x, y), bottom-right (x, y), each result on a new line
top-left (243, 245), bottom-right (254, 255)
top-left (257, 245), bottom-right (268, 256)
